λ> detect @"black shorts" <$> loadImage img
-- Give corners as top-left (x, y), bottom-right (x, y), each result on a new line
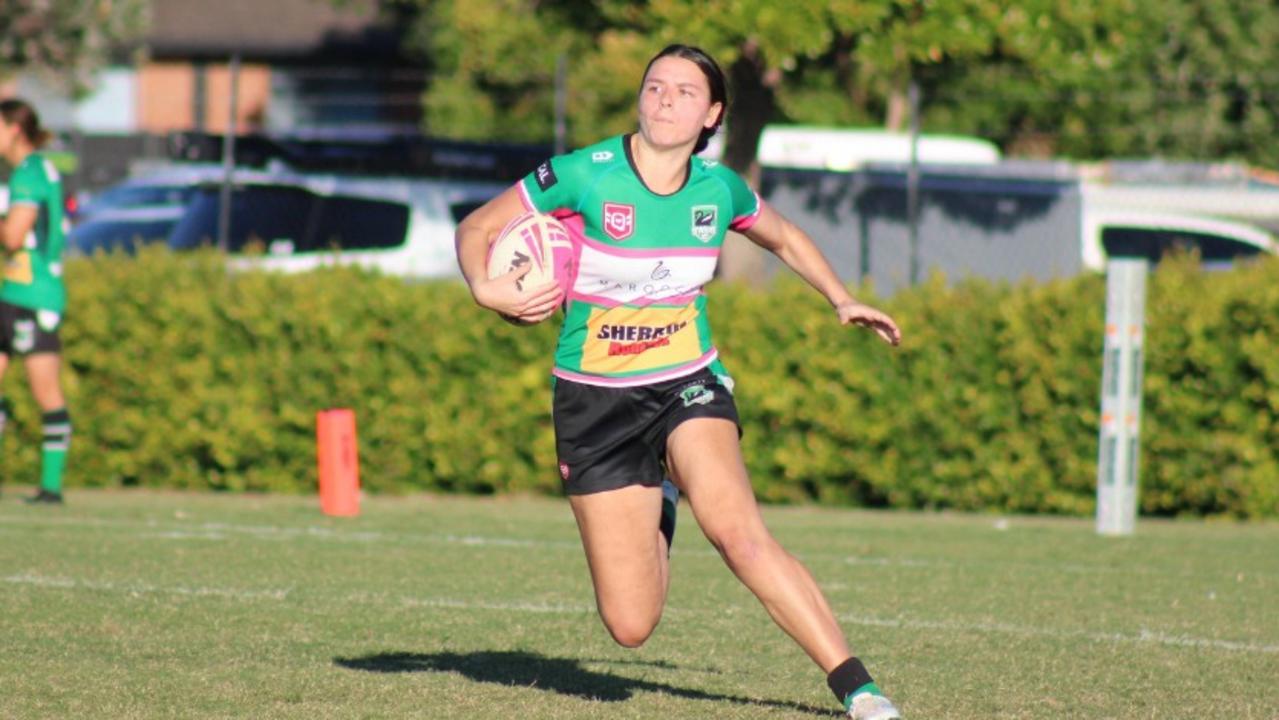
top-left (0, 301), bottom-right (62, 356)
top-left (553, 367), bottom-right (740, 495)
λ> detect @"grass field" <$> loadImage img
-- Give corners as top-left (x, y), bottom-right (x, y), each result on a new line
top-left (1, 489), bottom-right (1275, 719)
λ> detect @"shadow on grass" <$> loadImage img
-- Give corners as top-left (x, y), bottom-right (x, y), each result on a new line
top-left (335, 650), bottom-right (839, 716)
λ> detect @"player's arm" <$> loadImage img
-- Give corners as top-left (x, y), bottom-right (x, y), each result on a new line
top-left (743, 203), bottom-right (901, 346)
top-left (1, 203), bottom-right (37, 254)
top-left (454, 185), bottom-right (562, 323)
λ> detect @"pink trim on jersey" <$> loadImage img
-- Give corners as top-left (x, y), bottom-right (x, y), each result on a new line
top-left (552, 209), bottom-right (586, 234)
top-left (516, 181), bottom-right (536, 211)
top-left (553, 349), bottom-right (719, 388)
top-left (729, 193), bottom-right (764, 232)
top-left (578, 232), bottom-right (719, 259)
top-left (569, 289), bottom-right (703, 308)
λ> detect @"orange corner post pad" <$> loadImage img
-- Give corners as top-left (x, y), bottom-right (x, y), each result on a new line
top-left (316, 408), bottom-right (361, 517)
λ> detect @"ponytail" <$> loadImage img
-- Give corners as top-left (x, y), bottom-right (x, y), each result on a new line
top-left (0, 98), bottom-right (51, 148)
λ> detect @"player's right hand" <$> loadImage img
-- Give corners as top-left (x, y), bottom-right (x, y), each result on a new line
top-left (474, 263), bottom-right (563, 325)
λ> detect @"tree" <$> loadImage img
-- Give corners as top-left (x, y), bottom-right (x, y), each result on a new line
top-left (398, 0), bottom-right (1079, 175)
top-left (397, 0), bottom-right (1279, 170)
top-left (0, 0), bottom-right (149, 94)
top-left (882, 0), bottom-right (1279, 165)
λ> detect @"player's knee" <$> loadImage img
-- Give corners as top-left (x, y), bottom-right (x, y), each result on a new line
top-left (601, 613), bottom-right (659, 648)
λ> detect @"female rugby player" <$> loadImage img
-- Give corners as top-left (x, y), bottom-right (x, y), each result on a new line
top-left (455, 45), bottom-right (903, 720)
top-left (0, 98), bottom-right (72, 505)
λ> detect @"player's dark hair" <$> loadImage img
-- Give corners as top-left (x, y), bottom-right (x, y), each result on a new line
top-left (0, 98), bottom-right (52, 148)
top-left (641, 44), bottom-right (727, 154)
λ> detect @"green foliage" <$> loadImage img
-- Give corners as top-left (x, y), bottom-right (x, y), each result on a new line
top-left (0, 0), bottom-right (149, 93)
top-left (399, 0), bottom-right (1279, 167)
top-left (2, 248), bottom-right (1276, 518)
top-left (925, 0), bottom-right (1279, 164)
top-left (2, 248), bottom-right (563, 495)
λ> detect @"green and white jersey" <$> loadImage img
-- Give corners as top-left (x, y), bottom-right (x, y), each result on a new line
top-left (519, 134), bottom-right (761, 387)
top-left (2, 153), bottom-right (66, 313)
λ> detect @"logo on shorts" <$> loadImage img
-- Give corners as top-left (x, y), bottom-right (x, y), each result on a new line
top-left (559, 462), bottom-right (570, 480)
top-left (603, 202), bottom-right (634, 241)
top-left (13, 319), bottom-right (35, 354)
top-left (691, 205), bottom-right (717, 242)
top-left (680, 384), bottom-right (714, 407)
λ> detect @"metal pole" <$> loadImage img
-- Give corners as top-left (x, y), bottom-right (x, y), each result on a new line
top-left (217, 52), bottom-right (241, 252)
top-left (906, 80), bottom-right (921, 285)
top-left (554, 54), bottom-right (567, 156)
top-left (1096, 258), bottom-right (1148, 535)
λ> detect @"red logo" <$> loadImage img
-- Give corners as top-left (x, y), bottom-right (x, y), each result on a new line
top-left (602, 202), bottom-right (635, 241)
top-left (559, 462), bottom-right (570, 480)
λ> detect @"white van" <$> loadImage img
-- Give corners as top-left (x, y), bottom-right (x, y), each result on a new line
top-left (704, 125), bottom-right (1002, 171)
top-left (217, 175), bottom-right (505, 278)
top-left (1081, 209), bottom-right (1276, 272)
top-left (70, 168), bottom-right (505, 279)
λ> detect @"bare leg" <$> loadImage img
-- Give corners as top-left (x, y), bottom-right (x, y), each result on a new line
top-left (568, 483), bottom-right (670, 647)
top-left (668, 417), bottom-right (852, 672)
top-left (23, 353), bottom-right (65, 411)
top-left (0, 353), bottom-right (9, 436)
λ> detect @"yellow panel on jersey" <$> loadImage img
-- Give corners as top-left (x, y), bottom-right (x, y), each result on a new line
top-left (4, 252), bottom-right (34, 285)
top-left (580, 305), bottom-right (704, 376)
top-left (518, 134), bottom-right (762, 387)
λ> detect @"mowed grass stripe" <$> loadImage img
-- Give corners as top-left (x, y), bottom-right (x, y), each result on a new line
top-left (5, 569), bottom-right (1274, 656)
top-left (2, 490), bottom-right (1276, 719)
top-left (3, 510), bottom-right (1275, 581)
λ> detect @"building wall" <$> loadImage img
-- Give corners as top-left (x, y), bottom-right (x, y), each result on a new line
top-left (137, 62), bottom-right (196, 131)
top-left (203, 63), bottom-right (271, 133)
top-left (137, 61), bottom-right (271, 133)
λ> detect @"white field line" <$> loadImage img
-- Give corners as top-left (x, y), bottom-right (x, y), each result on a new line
top-left (837, 612), bottom-right (1279, 655)
top-left (1, 572), bottom-right (291, 601)
top-left (3, 570), bottom-right (1274, 655)
top-left (1, 571), bottom-right (593, 615)
top-left (1, 515), bottom-right (1274, 582)
top-left (396, 596), bottom-right (596, 614)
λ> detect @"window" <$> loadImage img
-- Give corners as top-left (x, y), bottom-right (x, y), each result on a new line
top-left (311, 195), bottom-right (410, 250)
top-left (70, 218), bottom-right (181, 254)
top-left (87, 184), bottom-right (198, 212)
top-left (1101, 227), bottom-right (1265, 264)
top-left (449, 200), bottom-right (486, 224)
top-left (168, 185), bottom-right (318, 253)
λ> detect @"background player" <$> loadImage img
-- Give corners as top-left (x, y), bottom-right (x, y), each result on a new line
top-left (0, 98), bottom-right (73, 505)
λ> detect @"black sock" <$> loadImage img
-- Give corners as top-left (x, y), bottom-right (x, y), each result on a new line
top-left (827, 656), bottom-right (876, 706)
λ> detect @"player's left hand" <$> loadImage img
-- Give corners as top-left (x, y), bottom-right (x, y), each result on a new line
top-left (835, 301), bottom-right (901, 346)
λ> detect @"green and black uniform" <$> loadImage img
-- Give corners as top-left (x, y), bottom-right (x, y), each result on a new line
top-left (517, 134), bottom-right (762, 494)
top-left (1, 151), bottom-right (71, 496)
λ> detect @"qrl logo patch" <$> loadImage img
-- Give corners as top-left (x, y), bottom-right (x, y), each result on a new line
top-left (603, 202), bottom-right (635, 241)
top-left (692, 205), bottom-right (717, 242)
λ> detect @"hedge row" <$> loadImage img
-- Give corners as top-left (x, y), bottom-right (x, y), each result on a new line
top-left (0, 248), bottom-right (1274, 518)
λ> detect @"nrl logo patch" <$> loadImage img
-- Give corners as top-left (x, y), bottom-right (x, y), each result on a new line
top-left (691, 205), bottom-right (717, 242)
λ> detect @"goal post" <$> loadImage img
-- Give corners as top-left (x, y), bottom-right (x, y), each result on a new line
top-left (1096, 258), bottom-right (1148, 536)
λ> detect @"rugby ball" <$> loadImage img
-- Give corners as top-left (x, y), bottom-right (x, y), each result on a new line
top-left (486, 211), bottom-right (576, 296)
